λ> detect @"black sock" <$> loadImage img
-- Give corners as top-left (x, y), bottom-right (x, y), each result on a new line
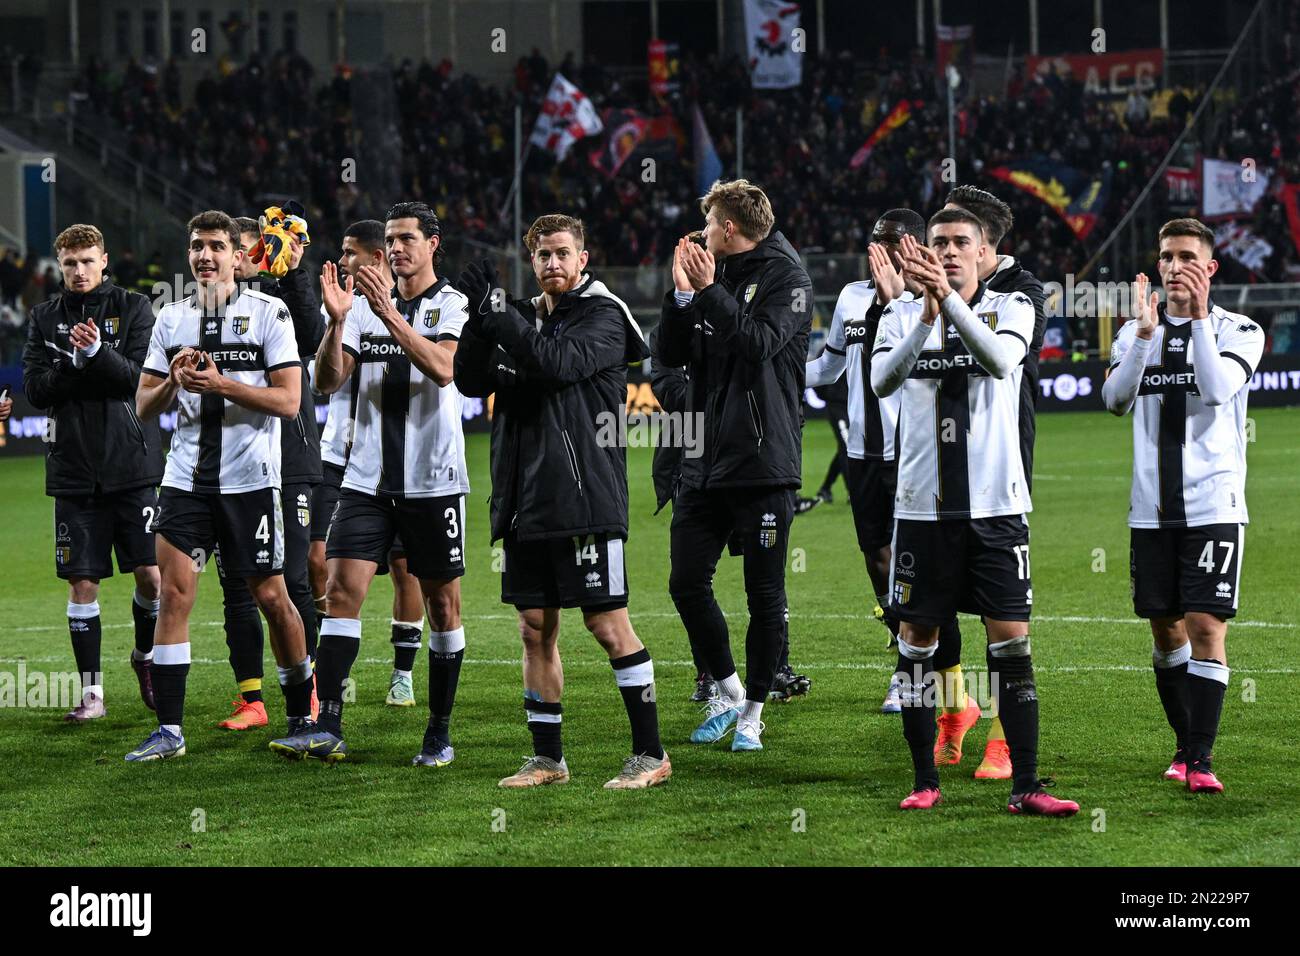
top-left (525, 696), bottom-right (563, 762)
top-left (68, 602), bottom-right (102, 690)
top-left (392, 621), bottom-right (421, 673)
top-left (989, 640), bottom-right (1040, 793)
top-left (1153, 652), bottom-right (1192, 754)
top-left (611, 649), bottom-right (663, 759)
top-left (279, 667), bottom-right (314, 720)
top-left (223, 596), bottom-right (265, 698)
top-left (131, 594), bottom-right (158, 655)
top-left (427, 629), bottom-right (465, 746)
top-left (315, 620), bottom-right (362, 735)
top-left (153, 663), bottom-right (190, 728)
top-left (897, 645), bottom-right (938, 791)
top-left (1187, 658), bottom-right (1229, 769)
top-left (932, 617), bottom-right (962, 671)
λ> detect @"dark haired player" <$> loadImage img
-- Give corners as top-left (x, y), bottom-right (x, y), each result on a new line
top-left (1103, 218), bottom-right (1263, 794)
top-left (127, 210), bottom-right (313, 760)
top-left (272, 202), bottom-right (470, 766)
top-left (872, 209), bottom-right (1077, 815)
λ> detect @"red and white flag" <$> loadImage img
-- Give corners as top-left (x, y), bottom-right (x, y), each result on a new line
top-left (530, 74), bottom-right (603, 160)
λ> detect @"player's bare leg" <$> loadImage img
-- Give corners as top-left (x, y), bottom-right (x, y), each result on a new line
top-left (247, 574), bottom-right (314, 737)
top-left (499, 608), bottom-right (570, 787)
top-left (386, 555), bottom-right (425, 707)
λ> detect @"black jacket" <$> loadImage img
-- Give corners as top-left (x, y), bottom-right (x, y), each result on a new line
top-left (648, 329), bottom-right (688, 514)
top-left (453, 273), bottom-right (649, 543)
top-left (21, 277), bottom-right (164, 497)
top-left (654, 231), bottom-right (812, 491)
top-left (986, 257), bottom-right (1047, 490)
top-left (256, 269), bottom-right (323, 484)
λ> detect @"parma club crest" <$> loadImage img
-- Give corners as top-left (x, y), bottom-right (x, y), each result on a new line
top-left (296, 493), bottom-right (310, 527)
top-left (744, 284), bottom-right (758, 303)
top-left (893, 582), bottom-right (912, 605)
top-left (231, 315), bottom-right (250, 335)
top-left (978, 311), bottom-right (998, 330)
top-left (102, 317), bottom-right (118, 336)
top-left (423, 307), bottom-right (441, 329)
top-left (55, 545), bottom-right (71, 566)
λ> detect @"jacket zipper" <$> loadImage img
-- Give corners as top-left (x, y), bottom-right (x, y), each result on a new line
top-left (746, 390), bottom-right (765, 449)
top-left (561, 429), bottom-right (584, 496)
top-left (122, 400), bottom-right (148, 453)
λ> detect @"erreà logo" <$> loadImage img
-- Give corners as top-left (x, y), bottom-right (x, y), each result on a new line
top-left (49, 885), bottom-right (152, 936)
top-left (1167, 336), bottom-right (1185, 352)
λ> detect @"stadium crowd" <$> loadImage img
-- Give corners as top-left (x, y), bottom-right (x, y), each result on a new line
top-left (49, 0), bottom-right (1300, 294)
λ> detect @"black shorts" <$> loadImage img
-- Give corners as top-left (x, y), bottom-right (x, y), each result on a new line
top-left (502, 532), bottom-right (628, 611)
top-left (310, 462), bottom-right (346, 542)
top-left (53, 487), bottom-right (158, 580)
top-left (890, 515), bottom-right (1032, 625)
top-left (1131, 523), bottom-right (1243, 620)
top-left (325, 488), bottom-right (464, 581)
top-left (844, 456), bottom-right (896, 553)
top-left (155, 486), bottom-right (284, 579)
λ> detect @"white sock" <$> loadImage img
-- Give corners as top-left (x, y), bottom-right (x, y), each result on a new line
top-left (83, 684), bottom-right (104, 700)
top-left (162, 723), bottom-right (182, 738)
top-left (394, 669), bottom-right (413, 679)
top-left (718, 672), bottom-right (744, 703)
top-left (740, 699), bottom-right (764, 724)
top-left (131, 647), bottom-right (153, 662)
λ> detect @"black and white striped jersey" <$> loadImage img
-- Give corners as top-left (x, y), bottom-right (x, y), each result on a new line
top-left (873, 284), bottom-right (1036, 521)
top-left (1108, 306), bottom-right (1264, 529)
top-left (318, 299), bottom-right (360, 469)
top-left (144, 287), bottom-right (301, 493)
top-left (806, 280), bottom-right (909, 461)
top-left (339, 279), bottom-right (470, 498)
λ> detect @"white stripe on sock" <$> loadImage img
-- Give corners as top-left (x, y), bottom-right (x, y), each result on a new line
top-left (612, 659), bottom-right (654, 687)
top-left (1153, 641), bottom-right (1192, 669)
top-left (429, 626), bottom-right (466, 654)
top-left (67, 601), bottom-right (100, 619)
top-left (320, 617), bottom-right (362, 639)
top-left (153, 642), bottom-right (191, 666)
top-left (1188, 658), bottom-right (1230, 686)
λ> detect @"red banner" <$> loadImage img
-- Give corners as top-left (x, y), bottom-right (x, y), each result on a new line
top-left (648, 40), bottom-right (680, 98)
top-left (1025, 48), bottom-right (1164, 97)
top-left (1280, 183), bottom-right (1300, 261)
top-left (1165, 165), bottom-right (1198, 207)
top-left (589, 109), bottom-right (649, 179)
top-left (849, 100), bottom-right (916, 170)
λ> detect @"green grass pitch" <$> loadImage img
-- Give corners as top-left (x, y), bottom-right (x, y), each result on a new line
top-left (1, 408), bottom-right (1297, 866)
